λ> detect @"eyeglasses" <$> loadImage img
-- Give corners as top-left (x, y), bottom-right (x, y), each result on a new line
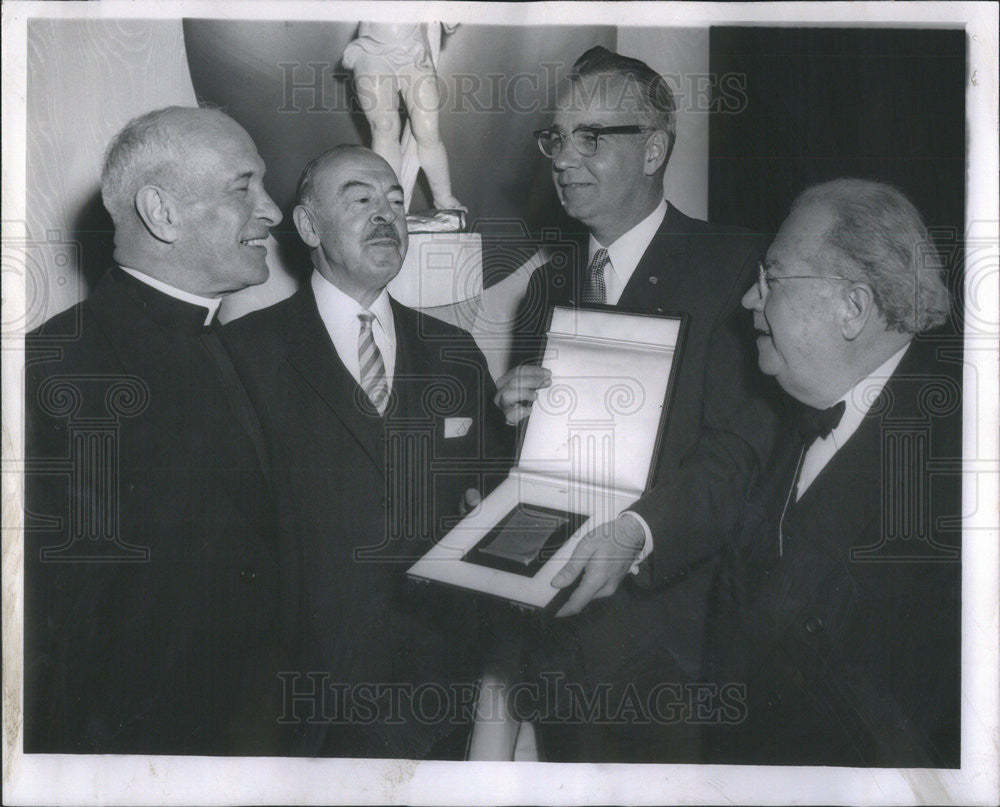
top-left (756, 262), bottom-right (853, 297)
top-left (533, 125), bottom-right (656, 159)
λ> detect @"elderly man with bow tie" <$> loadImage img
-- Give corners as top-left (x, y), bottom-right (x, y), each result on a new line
top-left (701, 178), bottom-right (961, 767)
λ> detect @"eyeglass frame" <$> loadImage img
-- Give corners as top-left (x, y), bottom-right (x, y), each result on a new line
top-left (756, 262), bottom-right (854, 297)
top-left (532, 124), bottom-right (657, 159)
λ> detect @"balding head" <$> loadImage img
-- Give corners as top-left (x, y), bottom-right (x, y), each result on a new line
top-left (102, 107), bottom-right (236, 225)
top-left (294, 144), bottom-right (375, 208)
top-left (100, 106), bottom-right (282, 296)
top-left (292, 146), bottom-right (407, 308)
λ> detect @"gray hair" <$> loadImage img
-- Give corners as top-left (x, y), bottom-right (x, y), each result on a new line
top-left (794, 178), bottom-right (951, 333)
top-left (100, 105), bottom-right (224, 224)
top-left (295, 144), bottom-right (371, 208)
top-left (567, 46), bottom-right (677, 162)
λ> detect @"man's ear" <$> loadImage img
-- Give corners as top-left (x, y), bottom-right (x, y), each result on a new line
top-left (643, 130), bottom-right (671, 176)
top-left (293, 205), bottom-right (320, 248)
top-left (134, 186), bottom-right (179, 243)
top-left (840, 282), bottom-right (876, 340)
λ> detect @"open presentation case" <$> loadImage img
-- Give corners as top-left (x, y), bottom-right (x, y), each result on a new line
top-left (408, 305), bottom-right (687, 611)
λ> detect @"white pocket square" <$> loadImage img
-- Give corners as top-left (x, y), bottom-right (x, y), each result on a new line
top-left (444, 417), bottom-right (473, 438)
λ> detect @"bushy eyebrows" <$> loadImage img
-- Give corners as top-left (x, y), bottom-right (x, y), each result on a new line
top-left (338, 179), bottom-right (404, 197)
top-left (338, 179), bottom-right (373, 195)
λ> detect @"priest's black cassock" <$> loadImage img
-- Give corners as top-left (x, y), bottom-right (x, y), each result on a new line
top-left (24, 267), bottom-right (288, 755)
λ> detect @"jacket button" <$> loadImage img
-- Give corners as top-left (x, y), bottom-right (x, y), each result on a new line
top-left (240, 566), bottom-right (256, 582)
top-left (804, 616), bottom-right (824, 634)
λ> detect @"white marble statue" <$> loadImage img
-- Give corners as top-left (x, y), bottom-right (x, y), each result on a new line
top-left (343, 22), bottom-right (465, 211)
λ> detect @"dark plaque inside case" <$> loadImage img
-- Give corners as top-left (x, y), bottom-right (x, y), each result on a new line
top-left (464, 504), bottom-right (588, 576)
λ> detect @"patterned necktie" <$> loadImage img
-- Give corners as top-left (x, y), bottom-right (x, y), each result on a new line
top-left (357, 311), bottom-right (389, 415)
top-left (583, 248), bottom-right (610, 304)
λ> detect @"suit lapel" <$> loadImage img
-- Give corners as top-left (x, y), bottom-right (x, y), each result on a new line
top-left (618, 203), bottom-right (691, 310)
top-left (284, 285), bottom-right (385, 473)
top-left (388, 299), bottom-right (428, 419)
top-left (789, 363), bottom-right (908, 554)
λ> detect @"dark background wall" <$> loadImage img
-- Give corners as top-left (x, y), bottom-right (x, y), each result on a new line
top-left (708, 28), bottom-right (966, 328)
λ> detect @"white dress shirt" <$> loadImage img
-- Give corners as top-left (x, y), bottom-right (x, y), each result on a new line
top-left (582, 200), bottom-right (668, 569)
top-left (588, 199), bottom-right (668, 304)
top-left (119, 266), bottom-right (221, 326)
top-left (310, 270), bottom-right (397, 391)
top-left (796, 342), bottom-right (910, 500)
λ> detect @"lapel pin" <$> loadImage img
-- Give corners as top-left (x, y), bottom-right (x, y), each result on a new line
top-left (648, 276), bottom-right (659, 285)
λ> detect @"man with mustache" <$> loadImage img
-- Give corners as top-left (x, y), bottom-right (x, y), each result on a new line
top-left (223, 145), bottom-right (512, 758)
top-left (702, 179), bottom-right (960, 765)
top-left (24, 106), bottom-right (287, 754)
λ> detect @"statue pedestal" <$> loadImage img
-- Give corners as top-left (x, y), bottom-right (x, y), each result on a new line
top-left (387, 232), bottom-right (482, 308)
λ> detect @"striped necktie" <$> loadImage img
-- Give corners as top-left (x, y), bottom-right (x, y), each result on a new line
top-left (583, 248), bottom-right (610, 304)
top-left (357, 310), bottom-right (389, 415)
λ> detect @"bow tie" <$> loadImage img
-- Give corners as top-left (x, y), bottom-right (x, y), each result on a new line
top-left (796, 400), bottom-right (846, 441)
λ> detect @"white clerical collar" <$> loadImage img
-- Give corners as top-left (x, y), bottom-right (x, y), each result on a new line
top-left (588, 200), bottom-right (668, 303)
top-left (119, 266), bottom-right (221, 326)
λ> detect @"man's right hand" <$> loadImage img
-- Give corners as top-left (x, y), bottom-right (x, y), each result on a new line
top-left (493, 365), bottom-right (552, 425)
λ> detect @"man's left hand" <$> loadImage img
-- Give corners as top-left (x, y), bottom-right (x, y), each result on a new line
top-left (551, 515), bottom-right (645, 617)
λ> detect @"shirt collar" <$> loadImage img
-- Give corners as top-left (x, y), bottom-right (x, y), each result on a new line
top-left (827, 341), bottom-right (911, 451)
top-left (119, 266), bottom-right (221, 327)
top-left (588, 199), bottom-right (668, 289)
top-left (310, 271), bottom-right (392, 331)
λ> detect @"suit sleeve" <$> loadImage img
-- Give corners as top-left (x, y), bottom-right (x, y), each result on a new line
top-left (22, 336), bottom-right (125, 751)
top-left (508, 263), bottom-right (550, 369)
top-left (22, 348), bottom-right (65, 750)
top-left (629, 239), bottom-right (780, 583)
top-left (470, 337), bottom-right (517, 494)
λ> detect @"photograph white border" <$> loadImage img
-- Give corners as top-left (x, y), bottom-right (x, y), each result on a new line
top-left (2, 2), bottom-right (997, 805)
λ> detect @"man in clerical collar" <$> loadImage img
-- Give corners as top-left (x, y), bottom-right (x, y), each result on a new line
top-left (701, 178), bottom-right (960, 767)
top-left (24, 106), bottom-right (288, 755)
top-left (498, 46), bottom-right (777, 763)
top-left (222, 145), bottom-right (512, 759)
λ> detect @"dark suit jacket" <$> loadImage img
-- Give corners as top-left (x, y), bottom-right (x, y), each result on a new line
top-left (513, 203), bottom-right (777, 762)
top-left (223, 282), bottom-right (513, 759)
top-left (702, 337), bottom-right (962, 767)
top-left (24, 268), bottom-right (286, 755)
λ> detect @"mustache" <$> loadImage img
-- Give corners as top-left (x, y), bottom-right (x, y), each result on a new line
top-left (367, 224), bottom-right (400, 243)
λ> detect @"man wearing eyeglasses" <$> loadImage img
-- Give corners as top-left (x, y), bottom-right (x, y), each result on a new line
top-left (496, 46), bottom-right (778, 762)
top-left (700, 178), bottom-right (960, 766)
